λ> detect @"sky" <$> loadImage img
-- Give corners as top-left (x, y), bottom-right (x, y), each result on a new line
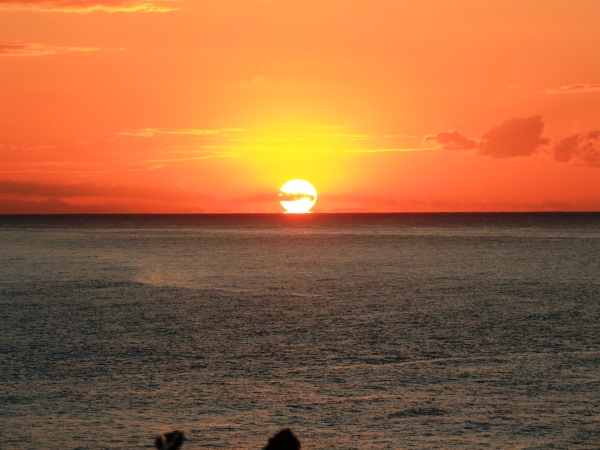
top-left (1, 0), bottom-right (599, 213)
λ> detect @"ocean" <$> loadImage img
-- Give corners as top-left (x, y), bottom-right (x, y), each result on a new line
top-left (1, 213), bottom-right (599, 449)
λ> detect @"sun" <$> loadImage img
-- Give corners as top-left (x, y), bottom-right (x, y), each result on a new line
top-left (279, 179), bottom-right (317, 213)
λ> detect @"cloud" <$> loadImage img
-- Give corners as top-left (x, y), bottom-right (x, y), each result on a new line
top-left (324, 191), bottom-right (400, 207)
top-left (424, 116), bottom-right (548, 158)
top-left (553, 131), bottom-right (600, 167)
top-left (424, 115), bottom-right (600, 167)
top-left (0, 0), bottom-right (177, 13)
top-left (235, 191), bottom-right (280, 202)
top-left (0, 180), bottom-right (216, 202)
top-left (0, 197), bottom-right (208, 214)
top-left (279, 192), bottom-right (315, 202)
top-left (143, 152), bottom-right (239, 163)
top-left (118, 128), bottom-right (244, 137)
top-left (478, 115), bottom-right (548, 158)
top-left (115, 126), bottom-right (422, 154)
top-left (0, 41), bottom-right (100, 56)
top-left (422, 130), bottom-right (478, 151)
top-left (229, 133), bottom-right (414, 143)
top-left (546, 84), bottom-right (600, 94)
top-left (235, 190), bottom-right (315, 203)
top-left (241, 76), bottom-right (268, 88)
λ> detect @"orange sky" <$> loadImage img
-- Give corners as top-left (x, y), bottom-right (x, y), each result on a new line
top-left (1, 0), bottom-right (599, 213)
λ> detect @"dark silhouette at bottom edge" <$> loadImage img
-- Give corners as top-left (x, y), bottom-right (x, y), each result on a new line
top-left (155, 428), bottom-right (301, 450)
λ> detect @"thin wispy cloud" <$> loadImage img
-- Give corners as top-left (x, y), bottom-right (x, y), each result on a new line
top-left (0, 180), bottom-right (217, 203)
top-left (202, 145), bottom-right (427, 154)
top-left (0, 0), bottom-right (178, 13)
top-left (229, 133), bottom-right (414, 142)
top-left (325, 191), bottom-right (400, 207)
top-left (115, 126), bottom-right (422, 154)
top-left (143, 152), bottom-right (239, 163)
top-left (118, 128), bottom-right (245, 137)
top-left (301, 125), bottom-right (346, 130)
top-left (422, 130), bottom-right (478, 151)
top-left (0, 165), bottom-right (163, 174)
top-left (545, 83), bottom-right (600, 94)
top-left (0, 137), bottom-right (240, 176)
top-left (336, 148), bottom-right (431, 153)
top-left (240, 75), bottom-right (268, 89)
top-left (0, 41), bottom-right (100, 56)
top-left (0, 159), bottom-right (164, 174)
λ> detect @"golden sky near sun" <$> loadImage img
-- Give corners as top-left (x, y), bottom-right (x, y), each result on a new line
top-left (1, 0), bottom-right (600, 213)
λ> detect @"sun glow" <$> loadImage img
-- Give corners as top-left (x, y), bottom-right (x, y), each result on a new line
top-left (279, 179), bottom-right (317, 213)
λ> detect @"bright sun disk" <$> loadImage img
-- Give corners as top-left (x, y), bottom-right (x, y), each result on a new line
top-left (279, 179), bottom-right (317, 213)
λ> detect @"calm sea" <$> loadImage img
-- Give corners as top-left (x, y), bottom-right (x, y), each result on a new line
top-left (1, 213), bottom-right (599, 449)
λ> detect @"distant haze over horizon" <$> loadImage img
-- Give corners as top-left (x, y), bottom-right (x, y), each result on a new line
top-left (1, 0), bottom-right (600, 213)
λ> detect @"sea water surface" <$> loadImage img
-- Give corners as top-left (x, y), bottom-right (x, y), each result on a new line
top-left (1, 213), bottom-right (599, 449)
